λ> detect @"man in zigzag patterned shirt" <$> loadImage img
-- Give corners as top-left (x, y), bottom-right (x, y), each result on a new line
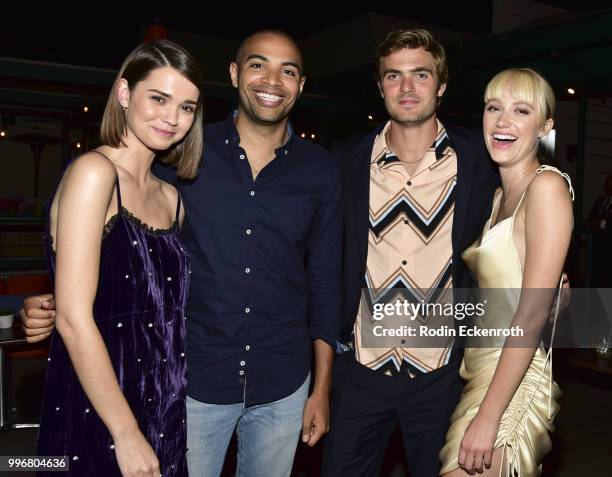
top-left (355, 119), bottom-right (457, 376)
top-left (322, 29), bottom-right (499, 477)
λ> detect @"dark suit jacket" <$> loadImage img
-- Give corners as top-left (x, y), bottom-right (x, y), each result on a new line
top-left (338, 122), bottom-right (500, 348)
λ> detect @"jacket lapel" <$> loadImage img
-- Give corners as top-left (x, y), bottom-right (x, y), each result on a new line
top-left (353, 126), bottom-right (384, 270)
top-left (447, 126), bottom-right (478, 255)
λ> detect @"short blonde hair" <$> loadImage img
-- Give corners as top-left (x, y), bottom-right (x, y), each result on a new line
top-left (484, 68), bottom-right (555, 125)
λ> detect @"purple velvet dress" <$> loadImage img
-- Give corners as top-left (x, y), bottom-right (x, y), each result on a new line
top-left (38, 165), bottom-right (189, 476)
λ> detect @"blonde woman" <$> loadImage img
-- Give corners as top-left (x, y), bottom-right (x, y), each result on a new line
top-left (440, 68), bottom-right (573, 476)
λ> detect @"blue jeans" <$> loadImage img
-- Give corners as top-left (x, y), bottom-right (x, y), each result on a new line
top-left (186, 373), bottom-right (310, 477)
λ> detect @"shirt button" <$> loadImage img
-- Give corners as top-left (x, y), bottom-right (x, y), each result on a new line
top-left (225, 139), bottom-right (229, 144)
top-left (240, 361), bottom-right (246, 366)
top-left (239, 370), bottom-right (245, 376)
top-left (246, 229), bottom-right (252, 235)
top-left (245, 307), bottom-right (251, 314)
top-left (245, 268), bottom-right (251, 274)
top-left (402, 260), bottom-right (407, 265)
top-left (404, 219), bottom-right (409, 225)
top-left (250, 191), bottom-right (255, 197)
top-left (245, 345), bottom-right (250, 351)
top-left (407, 180), bottom-right (412, 186)
top-left (239, 154), bottom-right (245, 160)
top-left (284, 150), bottom-right (288, 155)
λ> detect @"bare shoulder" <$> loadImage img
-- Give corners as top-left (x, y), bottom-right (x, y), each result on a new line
top-left (525, 169), bottom-right (572, 206)
top-left (523, 169), bottom-right (574, 234)
top-left (62, 151), bottom-right (117, 189)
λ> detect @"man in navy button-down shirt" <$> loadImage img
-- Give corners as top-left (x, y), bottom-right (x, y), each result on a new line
top-left (170, 30), bottom-right (342, 477)
top-left (22, 30), bottom-right (342, 477)
top-left (160, 30), bottom-right (342, 477)
top-left (176, 108), bottom-right (342, 470)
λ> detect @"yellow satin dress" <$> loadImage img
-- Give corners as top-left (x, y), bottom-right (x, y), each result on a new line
top-left (439, 166), bottom-right (573, 476)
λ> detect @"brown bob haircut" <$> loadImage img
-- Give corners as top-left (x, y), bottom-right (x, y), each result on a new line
top-left (377, 29), bottom-right (448, 87)
top-left (100, 40), bottom-right (204, 179)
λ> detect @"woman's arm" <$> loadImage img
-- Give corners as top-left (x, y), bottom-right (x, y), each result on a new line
top-left (458, 171), bottom-right (573, 474)
top-left (53, 153), bottom-right (159, 477)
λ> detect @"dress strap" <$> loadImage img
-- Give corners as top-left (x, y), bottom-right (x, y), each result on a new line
top-left (489, 189), bottom-right (503, 223)
top-left (545, 275), bottom-right (563, 419)
top-left (90, 150), bottom-right (122, 210)
top-left (174, 188), bottom-right (182, 224)
top-left (114, 177), bottom-right (123, 210)
top-left (510, 165), bottom-right (575, 221)
top-left (536, 165), bottom-right (575, 201)
top-left (511, 189), bottom-right (529, 219)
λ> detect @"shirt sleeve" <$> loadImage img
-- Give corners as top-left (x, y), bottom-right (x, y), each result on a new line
top-left (306, 158), bottom-right (343, 349)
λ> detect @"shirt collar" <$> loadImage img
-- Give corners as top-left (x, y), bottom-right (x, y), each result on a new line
top-left (223, 111), bottom-right (295, 156)
top-left (371, 119), bottom-right (450, 165)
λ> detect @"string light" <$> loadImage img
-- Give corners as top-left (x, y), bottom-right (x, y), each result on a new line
top-left (76, 142), bottom-right (81, 149)
top-left (310, 134), bottom-right (315, 139)
top-left (368, 115), bottom-right (373, 120)
top-left (300, 132), bottom-right (306, 138)
top-left (0, 130), bottom-right (5, 138)
top-left (567, 88), bottom-right (575, 95)
top-left (83, 105), bottom-right (89, 113)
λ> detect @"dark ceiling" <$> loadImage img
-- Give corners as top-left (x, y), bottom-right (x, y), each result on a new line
top-left (2, 1), bottom-right (611, 69)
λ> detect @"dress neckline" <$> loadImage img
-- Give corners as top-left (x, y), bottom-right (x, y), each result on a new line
top-left (103, 206), bottom-right (178, 238)
top-left (488, 187), bottom-right (527, 232)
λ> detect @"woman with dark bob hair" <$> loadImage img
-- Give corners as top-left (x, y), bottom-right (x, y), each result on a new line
top-left (37, 40), bottom-right (203, 477)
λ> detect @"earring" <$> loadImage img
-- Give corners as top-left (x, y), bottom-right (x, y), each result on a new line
top-left (122, 106), bottom-right (127, 111)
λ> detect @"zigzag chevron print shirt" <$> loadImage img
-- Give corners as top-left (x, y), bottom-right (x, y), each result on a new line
top-left (354, 120), bottom-right (457, 376)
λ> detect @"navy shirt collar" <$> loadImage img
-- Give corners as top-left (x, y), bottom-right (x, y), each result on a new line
top-left (223, 111), bottom-right (295, 157)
